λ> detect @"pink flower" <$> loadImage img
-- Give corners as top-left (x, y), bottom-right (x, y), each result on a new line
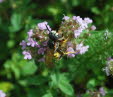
top-left (27, 29), bottom-right (33, 37)
top-left (84, 17), bottom-right (93, 24)
top-left (20, 40), bottom-right (27, 50)
top-left (67, 47), bottom-right (75, 57)
top-left (91, 25), bottom-right (96, 30)
top-left (22, 51), bottom-right (32, 59)
top-left (62, 16), bottom-right (70, 20)
top-left (38, 22), bottom-right (51, 31)
top-left (0, 90), bottom-right (6, 97)
top-left (76, 43), bottom-right (89, 54)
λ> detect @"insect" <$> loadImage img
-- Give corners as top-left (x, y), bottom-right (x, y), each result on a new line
top-left (45, 25), bottom-right (65, 53)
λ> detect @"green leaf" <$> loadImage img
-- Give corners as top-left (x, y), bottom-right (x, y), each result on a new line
top-left (42, 92), bottom-right (53, 97)
top-left (58, 74), bottom-right (74, 96)
top-left (50, 73), bottom-right (74, 96)
top-left (9, 13), bottom-right (22, 32)
top-left (20, 61), bottom-right (38, 76)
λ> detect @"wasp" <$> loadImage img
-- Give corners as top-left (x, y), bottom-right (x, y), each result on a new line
top-left (45, 25), bottom-right (66, 57)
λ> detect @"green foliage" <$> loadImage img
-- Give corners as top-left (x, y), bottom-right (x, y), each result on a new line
top-left (0, 0), bottom-right (113, 97)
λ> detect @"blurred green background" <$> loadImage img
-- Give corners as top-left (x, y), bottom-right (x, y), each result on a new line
top-left (0, 0), bottom-right (113, 97)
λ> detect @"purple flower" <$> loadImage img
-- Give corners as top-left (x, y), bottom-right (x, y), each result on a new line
top-left (38, 48), bottom-right (46, 55)
top-left (74, 29), bottom-right (83, 38)
top-left (38, 57), bottom-right (45, 62)
top-left (27, 38), bottom-right (38, 47)
top-left (22, 51), bottom-right (32, 59)
top-left (20, 40), bottom-right (27, 49)
top-left (0, 0), bottom-right (4, 3)
top-left (38, 22), bottom-right (51, 31)
top-left (73, 16), bottom-right (88, 30)
top-left (42, 41), bottom-right (48, 46)
top-left (62, 16), bottom-right (70, 20)
top-left (27, 29), bottom-right (33, 37)
top-left (76, 43), bottom-right (89, 54)
top-left (84, 17), bottom-right (93, 24)
top-left (67, 47), bottom-right (75, 57)
top-left (0, 90), bottom-right (6, 97)
top-left (91, 25), bottom-right (96, 30)
top-left (67, 42), bottom-right (73, 47)
top-left (99, 87), bottom-right (106, 96)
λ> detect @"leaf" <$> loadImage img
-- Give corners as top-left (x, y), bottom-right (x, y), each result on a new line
top-left (50, 73), bottom-right (74, 96)
top-left (9, 13), bottom-right (22, 32)
top-left (42, 92), bottom-right (53, 97)
top-left (19, 75), bottom-right (48, 86)
top-left (58, 74), bottom-right (74, 96)
top-left (20, 61), bottom-right (38, 76)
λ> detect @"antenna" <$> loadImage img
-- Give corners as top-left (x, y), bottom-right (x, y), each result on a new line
top-left (45, 24), bottom-right (51, 32)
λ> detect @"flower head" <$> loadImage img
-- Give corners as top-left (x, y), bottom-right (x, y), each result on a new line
top-left (38, 22), bottom-right (51, 31)
top-left (76, 43), bottom-right (89, 54)
top-left (63, 16), bottom-right (70, 20)
top-left (27, 38), bottom-right (38, 47)
top-left (20, 40), bottom-right (27, 50)
top-left (99, 87), bottom-right (106, 96)
top-left (22, 51), bottom-right (32, 59)
top-left (91, 25), bottom-right (96, 30)
top-left (0, 90), bottom-right (6, 97)
top-left (27, 29), bottom-right (33, 37)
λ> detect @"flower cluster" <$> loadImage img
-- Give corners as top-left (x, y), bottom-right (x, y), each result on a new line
top-left (0, 0), bottom-right (4, 3)
top-left (0, 90), bottom-right (6, 97)
top-left (87, 87), bottom-right (106, 97)
top-left (20, 16), bottom-right (95, 65)
top-left (103, 57), bottom-right (113, 76)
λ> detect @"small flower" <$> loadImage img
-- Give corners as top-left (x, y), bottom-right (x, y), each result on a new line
top-left (27, 29), bottom-right (33, 37)
top-left (67, 47), bottom-right (75, 57)
top-left (38, 57), bottom-right (45, 62)
top-left (99, 87), bottom-right (106, 96)
top-left (22, 51), bottom-right (32, 59)
top-left (20, 40), bottom-right (27, 49)
top-left (76, 43), bottom-right (89, 54)
top-left (103, 66), bottom-right (110, 76)
top-left (38, 22), bottom-right (51, 31)
top-left (38, 48), bottom-right (46, 55)
top-left (62, 16), bottom-right (70, 20)
top-left (27, 38), bottom-right (38, 47)
top-left (84, 17), bottom-right (93, 24)
top-left (91, 25), bottom-right (96, 30)
top-left (74, 29), bottom-right (83, 38)
top-left (0, 90), bottom-right (6, 97)
top-left (0, 0), bottom-right (4, 3)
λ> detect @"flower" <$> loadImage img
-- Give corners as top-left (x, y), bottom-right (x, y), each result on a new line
top-left (67, 47), bottom-right (75, 57)
top-left (76, 43), bottom-right (89, 54)
top-left (22, 51), bottom-right (32, 59)
top-left (38, 57), bottom-right (45, 62)
top-left (38, 22), bottom-right (51, 31)
top-left (27, 38), bottom-right (38, 47)
top-left (62, 16), bottom-right (70, 20)
top-left (91, 25), bottom-right (96, 30)
top-left (27, 29), bottom-right (33, 37)
top-left (0, 0), bottom-right (4, 3)
top-left (20, 40), bottom-right (27, 49)
top-left (0, 90), bottom-right (6, 97)
top-left (99, 87), bottom-right (106, 96)
top-left (74, 29), bottom-right (83, 38)
top-left (84, 17), bottom-right (93, 24)
top-left (38, 48), bottom-right (46, 55)
top-left (103, 67), bottom-right (110, 76)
